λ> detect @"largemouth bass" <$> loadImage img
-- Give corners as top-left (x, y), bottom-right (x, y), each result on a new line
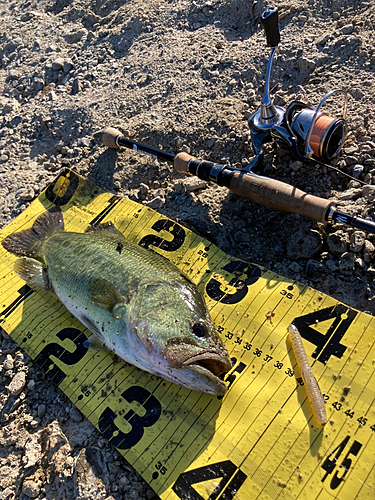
top-left (2, 209), bottom-right (232, 395)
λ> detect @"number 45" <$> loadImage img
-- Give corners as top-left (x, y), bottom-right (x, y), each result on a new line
top-left (321, 435), bottom-right (362, 489)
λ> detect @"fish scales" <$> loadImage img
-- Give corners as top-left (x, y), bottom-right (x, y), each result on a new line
top-left (43, 232), bottom-right (184, 302)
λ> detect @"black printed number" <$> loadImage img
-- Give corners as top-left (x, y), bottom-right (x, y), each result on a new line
top-left (44, 170), bottom-right (80, 206)
top-left (98, 386), bottom-right (161, 450)
top-left (138, 219), bottom-right (185, 251)
top-left (155, 461), bottom-right (167, 475)
top-left (293, 304), bottom-right (357, 364)
top-left (217, 359), bottom-right (246, 400)
top-left (173, 460), bottom-right (247, 500)
top-left (206, 261), bottom-right (261, 305)
top-left (34, 328), bottom-right (88, 385)
top-left (321, 436), bottom-right (362, 489)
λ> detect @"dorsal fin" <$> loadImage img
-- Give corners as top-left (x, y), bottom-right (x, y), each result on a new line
top-left (84, 222), bottom-right (125, 239)
top-left (2, 208), bottom-right (64, 257)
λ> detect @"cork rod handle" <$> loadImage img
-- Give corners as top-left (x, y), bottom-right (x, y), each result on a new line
top-left (174, 153), bottom-right (333, 223)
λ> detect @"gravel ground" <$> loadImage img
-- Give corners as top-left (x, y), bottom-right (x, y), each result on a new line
top-left (0, 0), bottom-right (375, 498)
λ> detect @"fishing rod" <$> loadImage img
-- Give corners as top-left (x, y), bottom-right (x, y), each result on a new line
top-left (100, 6), bottom-right (375, 235)
top-left (100, 126), bottom-right (375, 235)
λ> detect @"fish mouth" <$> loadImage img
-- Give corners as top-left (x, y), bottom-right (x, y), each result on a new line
top-left (182, 352), bottom-right (233, 380)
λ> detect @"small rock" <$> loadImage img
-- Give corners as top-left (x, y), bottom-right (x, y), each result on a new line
top-left (355, 257), bottom-right (366, 269)
top-left (3, 354), bottom-right (14, 371)
top-left (289, 261), bottom-right (302, 273)
top-left (289, 160), bottom-right (303, 172)
top-left (37, 403), bottom-right (46, 417)
top-left (351, 164), bottom-right (364, 179)
top-left (15, 352), bottom-right (24, 361)
top-left (77, 137), bottom-right (91, 147)
top-left (363, 240), bottom-right (375, 263)
top-left (183, 177), bottom-right (207, 193)
top-left (146, 197), bottom-right (165, 209)
top-left (7, 371), bottom-right (26, 395)
top-left (64, 29), bottom-right (88, 43)
top-left (22, 480), bottom-right (41, 499)
top-left (345, 156), bottom-right (358, 167)
top-left (16, 187), bottom-right (35, 201)
top-left (338, 188), bottom-right (362, 200)
top-left (316, 33), bottom-right (330, 46)
top-left (305, 260), bottom-right (326, 279)
top-left (339, 252), bottom-right (355, 271)
top-left (344, 145), bottom-right (359, 155)
top-left (362, 185), bottom-right (375, 201)
top-left (127, 489), bottom-right (141, 500)
top-left (47, 90), bottom-right (58, 101)
top-left (71, 77), bottom-right (81, 95)
top-left (70, 406), bottom-right (83, 422)
top-left (234, 230), bottom-right (251, 244)
top-left (86, 10), bottom-right (101, 24)
top-left (27, 379), bottom-right (36, 390)
top-left (0, 487), bottom-right (14, 500)
top-left (1, 100), bottom-right (17, 115)
top-left (327, 230), bottom-right (349, 254)
top-left (139, 183), bottom-right (149, 195)
top-left (325, 259), bottom-right (338, 271)
top-left (354, 278), bottom-right (366, 295)
top-left (51, 57), bottom-right (64, 71)
top-left (349, 231), bottom-right (365, 253)
top-left (206, 137), bottom-right (215, 148)
top-left (341, 24), bottom-right (354, 35)
top-left (30, 419), bottom-right (40, 428)
top-left (172, 181), bottom-right (183, 192)
top-left (286, 228), bottom-right (322, 259)
top-left (63, 59), bottom-right (74, 72)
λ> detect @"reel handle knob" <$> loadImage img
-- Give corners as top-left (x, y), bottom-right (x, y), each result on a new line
top-left (261, 7), bottom-right (280, 47)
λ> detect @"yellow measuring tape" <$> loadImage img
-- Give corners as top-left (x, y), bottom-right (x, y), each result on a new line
top-left (0, 169), bottom-right (374, 500)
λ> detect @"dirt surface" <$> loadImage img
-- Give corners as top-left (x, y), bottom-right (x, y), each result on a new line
top-left (0, 0), bottom-right (375, 498)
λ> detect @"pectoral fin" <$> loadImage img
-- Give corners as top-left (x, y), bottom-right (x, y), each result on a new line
top-left (13, 257), bottom-right (54, 293)
top-left (89, 277), bottom-right (125, 314)
top-left (83, 334), bottom-right (110, 351)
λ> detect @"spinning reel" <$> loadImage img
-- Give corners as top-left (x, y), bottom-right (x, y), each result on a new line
top-left (245, 7), bottom-right (347, 172)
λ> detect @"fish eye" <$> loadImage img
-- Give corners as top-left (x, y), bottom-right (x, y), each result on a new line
top-left (192, 322), bottom-right (207, 338)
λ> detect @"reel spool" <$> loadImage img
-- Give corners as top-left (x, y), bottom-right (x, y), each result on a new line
top-left (282, 89), bottom-right (347, 162)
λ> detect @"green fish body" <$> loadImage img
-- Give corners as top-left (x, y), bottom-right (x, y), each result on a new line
top-left (2, 210), bottom-right (232, 395)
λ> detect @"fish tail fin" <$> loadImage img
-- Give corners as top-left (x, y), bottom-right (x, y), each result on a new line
top-left (1, 208), bottom-right (64, 257)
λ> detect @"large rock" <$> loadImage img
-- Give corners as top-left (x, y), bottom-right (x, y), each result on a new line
top-left (286, 228), bottom-right (322, 259)
top-left (327, 230), bottom-right (350, 254)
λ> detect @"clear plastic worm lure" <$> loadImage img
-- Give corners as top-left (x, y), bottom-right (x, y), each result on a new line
top-left (287, 323), bottom-right (327, 426)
